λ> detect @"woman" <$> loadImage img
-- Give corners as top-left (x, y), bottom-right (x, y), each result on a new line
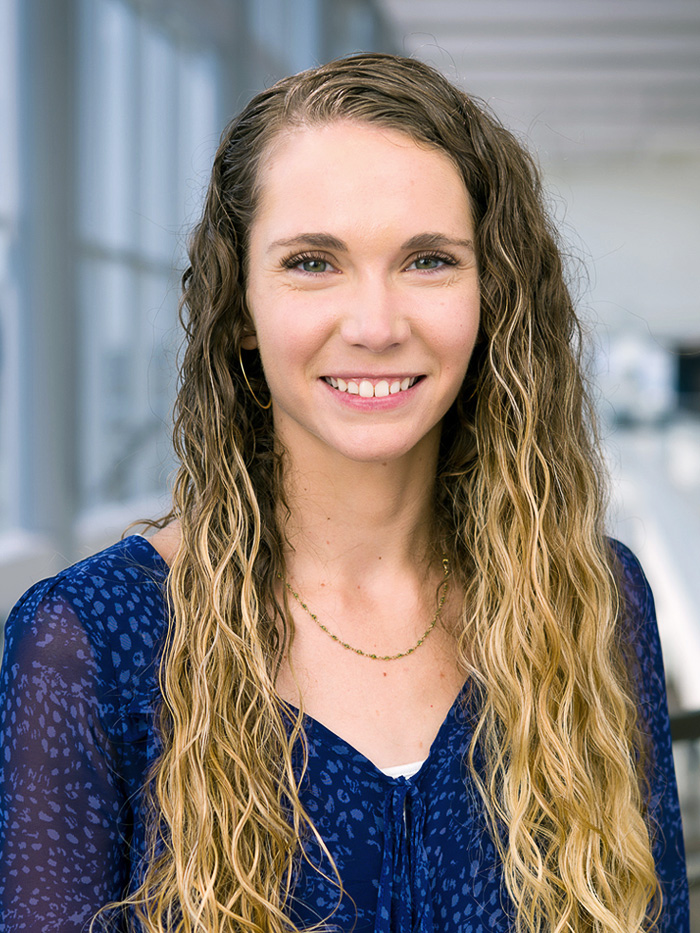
top-left (0, 53), bottom-right (689, 933)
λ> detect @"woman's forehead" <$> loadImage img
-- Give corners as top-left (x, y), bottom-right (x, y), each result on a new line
top-left (250, 121), bottom-right (473, 245)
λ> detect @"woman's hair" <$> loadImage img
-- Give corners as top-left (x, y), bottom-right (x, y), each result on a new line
top-left (107, 53), bottom-right (661, 933)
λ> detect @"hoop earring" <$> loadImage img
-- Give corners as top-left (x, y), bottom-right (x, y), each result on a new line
top-left (238, 346), bottom-right (272, 410)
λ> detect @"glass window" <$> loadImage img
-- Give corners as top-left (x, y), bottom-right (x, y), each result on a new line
top-left (139, 23), bottom-right (177, 262)
top-left (79, 0), bottom-right (138, 252)
top-left (77, 0), bottom-right (219, 513)
top-left (177, 47), bottom-right (219, 231)
top-left (246, 0), bottom-right (323, 75)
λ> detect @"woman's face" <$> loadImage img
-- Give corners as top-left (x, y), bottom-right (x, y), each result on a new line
top-left (244, 120), bottom-right (480, 467)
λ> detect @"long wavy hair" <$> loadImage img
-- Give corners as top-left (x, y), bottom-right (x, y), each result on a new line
top-left (105, 53), bottom-right (661, 933)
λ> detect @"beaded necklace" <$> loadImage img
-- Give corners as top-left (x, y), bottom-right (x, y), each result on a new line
top-left (280, 558), bottom-right (450, 661)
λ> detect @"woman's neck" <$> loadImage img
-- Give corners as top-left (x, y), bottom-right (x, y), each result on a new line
top-left (281, 443), bottom-right (440, 589)
top-left (146, 436), bottom-right (442, 583)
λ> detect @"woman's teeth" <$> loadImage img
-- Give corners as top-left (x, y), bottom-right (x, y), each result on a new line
top-left (324, 377), bottom-right (418, 398)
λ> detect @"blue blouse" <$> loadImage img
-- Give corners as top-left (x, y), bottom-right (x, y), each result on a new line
top-left (0, 535), bottom-right (689, 932)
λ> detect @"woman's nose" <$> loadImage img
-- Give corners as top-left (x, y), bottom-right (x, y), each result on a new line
top-left (339, 278), bottom-right (411, 352)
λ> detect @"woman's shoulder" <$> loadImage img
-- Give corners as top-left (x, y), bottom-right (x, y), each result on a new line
top-left (605, 536), bottom-right (669, 714)
top-left (6, 534), bottom-right (168, 630)
top-left (606, 536), bottom-right (657, 641)
top-left (2, 535), bottom-right (169, 708)
top-left (607, 536), bottom-right (652, 611)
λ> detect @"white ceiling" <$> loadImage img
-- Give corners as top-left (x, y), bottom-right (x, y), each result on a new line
top-left (378, 0), bottom-right (700, 162)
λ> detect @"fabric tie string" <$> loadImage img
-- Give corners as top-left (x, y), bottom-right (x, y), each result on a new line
top-left (375, 780), bottom-right (434, 933)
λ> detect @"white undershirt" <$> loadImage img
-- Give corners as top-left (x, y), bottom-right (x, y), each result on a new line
top-left (378, 759), bottom-right (426, 780)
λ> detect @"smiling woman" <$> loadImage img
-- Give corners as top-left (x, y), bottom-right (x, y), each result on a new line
top-left (0, 53), bottom-right (689, 933)
top-left (244, 121), bottom-right (480, 466)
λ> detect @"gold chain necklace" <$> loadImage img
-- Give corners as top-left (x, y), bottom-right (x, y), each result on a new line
top-left (280, 558), bottom-right (450, 661)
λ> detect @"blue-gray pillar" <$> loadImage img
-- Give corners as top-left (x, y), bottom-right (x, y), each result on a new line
top-left (18, 0), bottom-right (79, 560)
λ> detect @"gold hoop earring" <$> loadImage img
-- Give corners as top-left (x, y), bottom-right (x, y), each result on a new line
top-left (238, 346), bottom-right (272, 410)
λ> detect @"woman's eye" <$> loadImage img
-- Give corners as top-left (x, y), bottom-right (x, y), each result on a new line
top-left (280, 252), bottom-right (335, 274)
top-left (408, 254), bottom-right (454, 271)
top-left (299, 258), bottom-right (329, 273)
top-left (284, 255), bottom-right (333, 274)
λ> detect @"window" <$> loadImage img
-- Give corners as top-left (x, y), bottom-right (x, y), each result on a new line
top-left (78, 0), bottom-right (219, 513)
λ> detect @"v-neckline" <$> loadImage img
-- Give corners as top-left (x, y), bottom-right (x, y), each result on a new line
top-left (289, 682), bottom-right (471, 782)
top-left (131, 534), bottom-right (472, 781)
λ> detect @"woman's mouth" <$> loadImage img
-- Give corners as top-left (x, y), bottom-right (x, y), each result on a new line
top-left (322, 376), bottom-right (422, 398)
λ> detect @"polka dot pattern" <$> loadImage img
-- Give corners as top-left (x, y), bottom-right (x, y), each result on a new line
top-left (0, 536), bottom-right (689, 931)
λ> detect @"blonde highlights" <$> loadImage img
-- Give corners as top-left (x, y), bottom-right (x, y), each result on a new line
top-left (105, 54), bottom-right (661, 932)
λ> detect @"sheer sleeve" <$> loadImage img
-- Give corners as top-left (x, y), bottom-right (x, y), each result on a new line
top-left (611, 539), bottom-right (690, 932)
top-left (0, 581), bottom-right (131, 932)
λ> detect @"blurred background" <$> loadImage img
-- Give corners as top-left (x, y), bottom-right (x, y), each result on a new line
top-left (1, 0), bottom-right (699, 918)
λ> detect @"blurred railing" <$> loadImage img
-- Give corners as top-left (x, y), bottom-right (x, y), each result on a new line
top-left (671, 710), bottom-right (700, 893)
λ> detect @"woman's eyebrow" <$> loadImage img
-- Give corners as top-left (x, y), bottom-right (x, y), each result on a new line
top-left (268, 233), bottom-right (346, 253)
top-left (268, 232), bottom-right (474, 253)
top-left (402, 232), bottom-right (474, 252)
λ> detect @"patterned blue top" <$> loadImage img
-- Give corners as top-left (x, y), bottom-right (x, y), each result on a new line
top-left (0, 535), bottom-right (689, 932)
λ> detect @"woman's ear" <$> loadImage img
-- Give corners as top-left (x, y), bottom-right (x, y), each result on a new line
top-left (240, 334), bottom-right (258, 350)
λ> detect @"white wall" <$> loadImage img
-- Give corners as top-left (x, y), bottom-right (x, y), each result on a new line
top-left (546, 155), bottom-right (700, 344)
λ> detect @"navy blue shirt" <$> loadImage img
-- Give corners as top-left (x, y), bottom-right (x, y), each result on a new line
top-left (0, 535), bottom-right (690, 931)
